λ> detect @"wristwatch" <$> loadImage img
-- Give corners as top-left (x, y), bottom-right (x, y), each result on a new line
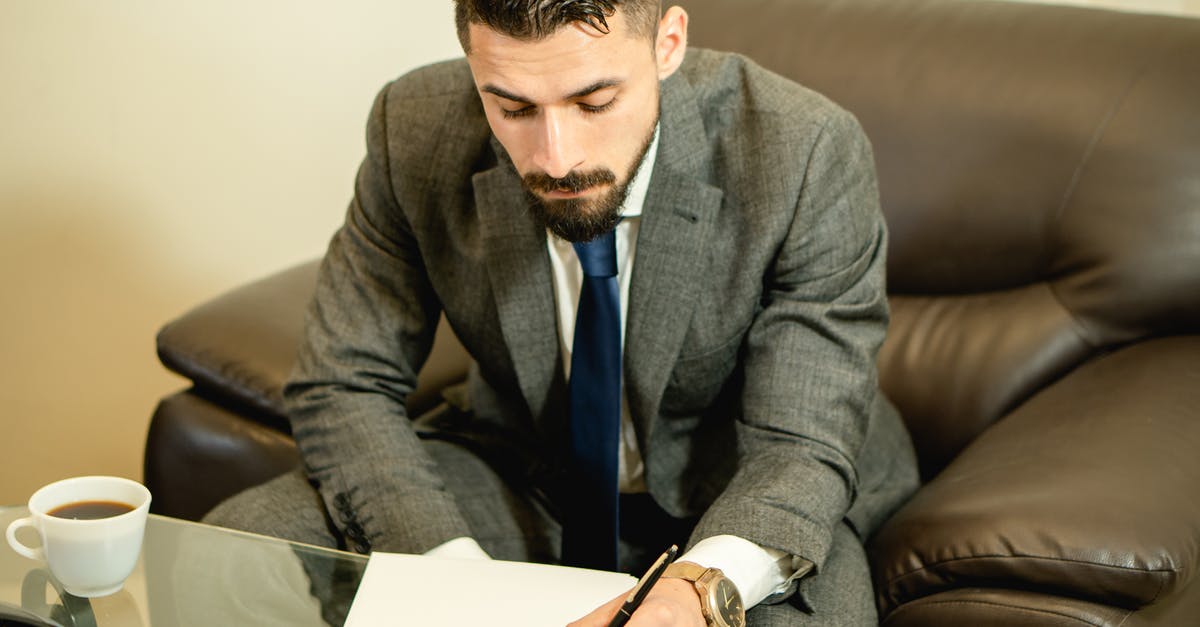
top-left (662, 561), bottom-right (746, 627)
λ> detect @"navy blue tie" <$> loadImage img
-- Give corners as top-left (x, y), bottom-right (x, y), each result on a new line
top-left (560, 229), bottom-right (622, 571)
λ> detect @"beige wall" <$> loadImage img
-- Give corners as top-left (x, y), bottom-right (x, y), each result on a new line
top-left (0, 2), bottom-right (461, 504)
top-left (1, 0), bottom-right (1196, 506)
top-left (1006, 0), bottom-right (1200, 14)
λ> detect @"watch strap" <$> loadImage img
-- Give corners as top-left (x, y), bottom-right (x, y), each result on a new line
top-left (662, 561), bottom-right (710, 582)
top-left (663, 562), bottom-right (736, 627)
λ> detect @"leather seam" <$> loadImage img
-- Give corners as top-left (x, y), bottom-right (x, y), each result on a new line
top-left (1146, 561), bottom-right (1172, 604)
top-left (887, 554), bottom-right (1178, 611)
top-left (1045, 49), bottom-right (1158, 346)
top-left (889, 598), bottom-right (1114, 627)
top-left (889, 553), bottom-right (1181, 583)
top-left (1051, 64), bottom-right (1140, 227)
top-left (1041, 280), bottom-right (1100, 350)
top-left (1113, 602), bottom-right (1137, 627)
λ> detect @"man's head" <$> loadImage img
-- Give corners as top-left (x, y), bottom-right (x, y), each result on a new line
top-left (454, 0), bottom-right (663, 54)
top-left (456, 1), bottom-right (688, 242)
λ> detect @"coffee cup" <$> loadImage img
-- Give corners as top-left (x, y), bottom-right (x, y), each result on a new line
top-left (6, 476), bottom-right (151, 597)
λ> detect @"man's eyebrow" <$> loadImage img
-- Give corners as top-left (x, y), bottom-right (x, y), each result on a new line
top-left (481, 84), bottom-right (532, 104)
top-left (566, 79), bottom-right (622, 100)
top-left (480, 79), bottom-right (623, 105)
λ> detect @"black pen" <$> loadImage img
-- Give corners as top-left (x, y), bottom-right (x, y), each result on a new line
top-left (607, 544), bottom-right (679, 627)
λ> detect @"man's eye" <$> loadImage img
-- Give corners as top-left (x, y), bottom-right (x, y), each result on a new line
top-left (579, 99), bottom-right (617, 115)
top-left (501, 106), bottom-right (535, 119)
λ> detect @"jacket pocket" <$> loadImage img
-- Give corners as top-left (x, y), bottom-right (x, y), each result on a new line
top-left (660, 322), bottom-right (750, 417)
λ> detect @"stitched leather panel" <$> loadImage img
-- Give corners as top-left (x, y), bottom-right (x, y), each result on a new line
top-left (869, 337), bottom-right (1200, 612)
top-left (877, 285), bottom-right (1091, 479)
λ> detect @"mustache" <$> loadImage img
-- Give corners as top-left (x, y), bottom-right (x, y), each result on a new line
top-left (523, 168), bottom-right (617, 195)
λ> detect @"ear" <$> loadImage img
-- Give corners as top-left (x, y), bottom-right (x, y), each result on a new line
top-left (655, 6), bottom-right (688, 80)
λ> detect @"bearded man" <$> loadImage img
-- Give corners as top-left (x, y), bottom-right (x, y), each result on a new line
top-left (206, 2), bottom-right (918, 624)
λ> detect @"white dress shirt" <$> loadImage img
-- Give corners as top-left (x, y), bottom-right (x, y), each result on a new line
top-left (428, 128), bottom-right (805, 608)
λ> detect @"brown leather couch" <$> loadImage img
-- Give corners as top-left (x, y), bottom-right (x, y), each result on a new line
top-left (144, 0), bottom-right (1200, 623)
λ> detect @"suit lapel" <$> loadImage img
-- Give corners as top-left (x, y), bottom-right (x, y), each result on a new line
top-left (474, 149), bottom-right (562, 422)
top-left (471, 73), bottom-right (723, 439)
top-left (625, 73), bottom-right (725, 439)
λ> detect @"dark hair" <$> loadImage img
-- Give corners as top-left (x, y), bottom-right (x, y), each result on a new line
top-left (454, 0), bottom-right (662, 52)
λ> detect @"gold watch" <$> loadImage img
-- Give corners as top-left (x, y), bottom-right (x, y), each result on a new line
top-left (662, 561), bottom-right (746, 627)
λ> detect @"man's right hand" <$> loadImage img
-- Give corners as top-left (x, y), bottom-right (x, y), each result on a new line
top-left (567, 578), bottom-right (706, 627)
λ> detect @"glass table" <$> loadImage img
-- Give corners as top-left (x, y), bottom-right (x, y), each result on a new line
top-left (1, 507), bottom-right (367, 626)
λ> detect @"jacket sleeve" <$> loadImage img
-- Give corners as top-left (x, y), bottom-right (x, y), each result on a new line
top-left (688, 107), bottom-right (890, 573)
top-left (283, 82), bottom-right (474, 554)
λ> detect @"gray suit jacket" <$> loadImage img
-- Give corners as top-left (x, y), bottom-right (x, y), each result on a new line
top-left (284, 48), bottom-right (917, 573)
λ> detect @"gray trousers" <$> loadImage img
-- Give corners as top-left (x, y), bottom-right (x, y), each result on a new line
top-left (204, 438), bottom-right (876, 625)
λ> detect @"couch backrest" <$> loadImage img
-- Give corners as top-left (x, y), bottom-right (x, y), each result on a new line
top-left (686, 0), bottom-right (1200, 477)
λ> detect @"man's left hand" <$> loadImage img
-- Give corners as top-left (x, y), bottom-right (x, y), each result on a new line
top-left (567, 578), bottom-right (706, 626)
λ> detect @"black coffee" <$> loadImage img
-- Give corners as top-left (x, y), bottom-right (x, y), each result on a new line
top-left (47, 500), bottom-right (135, 520)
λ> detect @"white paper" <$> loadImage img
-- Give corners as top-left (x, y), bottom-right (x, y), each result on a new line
top-left (344, 553), bottom-right (637, 626)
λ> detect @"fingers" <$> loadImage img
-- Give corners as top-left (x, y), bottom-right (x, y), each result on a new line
top-left (566, 579), bottom-right (705, 627)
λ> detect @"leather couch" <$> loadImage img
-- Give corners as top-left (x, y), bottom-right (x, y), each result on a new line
top-left (144, 0), bottom-right (1200, 623)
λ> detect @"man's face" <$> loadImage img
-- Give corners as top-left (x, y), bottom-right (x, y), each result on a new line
top-left (465, 10), bottom-right (663, 242)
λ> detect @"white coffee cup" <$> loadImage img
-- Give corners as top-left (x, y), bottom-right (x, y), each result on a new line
top-left (6, 476), bottom-right (152, 597)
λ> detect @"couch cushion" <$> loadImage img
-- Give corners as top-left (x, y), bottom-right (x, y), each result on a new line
top-left (869, 337), bottom-right (1200, 614)
top-left (689, 0), bottom-right (1200, 482)
top-left (878, 287), bottom-right (1092, 478)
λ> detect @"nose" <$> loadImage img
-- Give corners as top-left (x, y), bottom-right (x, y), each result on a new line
top-left (532, 108), bottom-right (584, 180)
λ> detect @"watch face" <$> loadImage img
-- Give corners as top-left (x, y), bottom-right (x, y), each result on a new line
top-left (708, 577), bottom-right (745, 627)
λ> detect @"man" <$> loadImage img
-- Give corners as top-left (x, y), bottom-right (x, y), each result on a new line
top-left (206, 1), bottom-right (918, 624)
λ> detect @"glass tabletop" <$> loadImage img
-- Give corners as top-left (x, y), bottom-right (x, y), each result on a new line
top-left (1, 506), bottom-right (367, 627)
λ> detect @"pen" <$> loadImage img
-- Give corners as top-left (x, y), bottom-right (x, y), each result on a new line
top-left (606, 544), bottom-right (679, 627)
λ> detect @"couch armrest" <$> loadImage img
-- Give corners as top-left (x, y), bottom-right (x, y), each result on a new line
top-left (869, 336), bottom-right (1200, 616)
top-left (145, 390), bottom-right (302, 521)
top-left (156, 259), bottom-right (470, 425)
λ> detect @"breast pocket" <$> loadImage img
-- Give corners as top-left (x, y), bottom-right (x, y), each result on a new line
top-left (659, 321), bottom-right (750, 417)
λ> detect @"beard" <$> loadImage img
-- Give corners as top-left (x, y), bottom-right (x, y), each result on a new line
top-left (522, 121), bottom-right (658, 243)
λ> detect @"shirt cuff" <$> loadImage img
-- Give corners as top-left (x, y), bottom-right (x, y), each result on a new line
top-left (677, 535), bottom-right (809, 608)
top-left (422, 536), bottom-right (492, 560)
